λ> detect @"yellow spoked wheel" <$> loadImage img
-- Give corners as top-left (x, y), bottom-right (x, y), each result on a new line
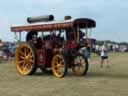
top-left (52, 54), bottom-right (67, 78)
top-left (15, 43), bottom-right (37, 75)
top-left (72, 54), bottom-right (88, 76)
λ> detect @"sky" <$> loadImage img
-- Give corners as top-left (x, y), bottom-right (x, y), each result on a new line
top-left (0, 0), bottom-right (128, 42)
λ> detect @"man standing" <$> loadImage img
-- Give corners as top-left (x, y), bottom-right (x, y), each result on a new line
top-left (100, 42), bottom-right (109, 68)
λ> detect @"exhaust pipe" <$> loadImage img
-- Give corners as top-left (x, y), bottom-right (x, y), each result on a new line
top-left (27, 15), bottom-right (54, 23)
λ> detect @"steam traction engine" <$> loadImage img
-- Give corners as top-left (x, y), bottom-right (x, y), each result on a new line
top-left (11, 15), bottom-right (96, 78)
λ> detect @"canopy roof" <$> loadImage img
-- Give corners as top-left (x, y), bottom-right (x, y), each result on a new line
top-left (11, 18), bottom-right (96, 32)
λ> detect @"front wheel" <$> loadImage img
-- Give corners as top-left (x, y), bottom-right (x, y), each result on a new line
top-left (72, 54), bottom-right (88, 76)
top-left (15, 43), bottom-right (37, 75)
top-left (51, 54), bottom-right (67, 78)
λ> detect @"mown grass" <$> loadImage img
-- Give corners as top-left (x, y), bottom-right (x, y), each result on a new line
top-left (0, 52), bottom-right (128, 96)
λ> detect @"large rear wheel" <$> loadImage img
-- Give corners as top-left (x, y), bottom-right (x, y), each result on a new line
top-left (51, 54), bottom-right (67, 78)
top-left (15, 43), bottom-right (37, 75)
top-left (72, 54), bottom-right (88, 76)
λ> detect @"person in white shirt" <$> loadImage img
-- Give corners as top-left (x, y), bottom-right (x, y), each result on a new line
top-left (100, 42), bottom-right (109, 68)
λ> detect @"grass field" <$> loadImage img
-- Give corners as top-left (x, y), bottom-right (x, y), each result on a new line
top-left (0, 52), bottom-right (128, 96)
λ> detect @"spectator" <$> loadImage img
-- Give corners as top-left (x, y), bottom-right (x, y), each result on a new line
top-left (86, 45), bottom-right (91, 62)
top-left (0, 49), bottom-right (4, 62)
top-left (100, 42), bottom-right (109, 68)
top-left (8, 43), bottom-right (16, 57)
top-left (79, 42), bottom-right (91, 62)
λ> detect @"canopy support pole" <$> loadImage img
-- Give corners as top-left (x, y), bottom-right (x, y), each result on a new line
top-left (19, 32), bottom-right (21, 42)
top-left (85, 26), bottom-right (88, 39)
top-left (77, 26), bottom-right (80, 43)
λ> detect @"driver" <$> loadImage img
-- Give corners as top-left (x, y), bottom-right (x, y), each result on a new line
top-left (26, 31), bottom-right (38, 41)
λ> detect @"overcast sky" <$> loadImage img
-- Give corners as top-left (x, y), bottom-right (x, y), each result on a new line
top-left (0, 0), bottom-right (128, 42)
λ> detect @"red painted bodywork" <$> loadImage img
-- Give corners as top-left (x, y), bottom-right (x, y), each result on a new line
top-left (36, 49), bottom-right (45, 65)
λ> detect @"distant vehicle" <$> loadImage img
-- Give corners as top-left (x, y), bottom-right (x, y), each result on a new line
top-left (11, 15), bottom-right (96, 78)
top-left (119, 45), bottom-right (128, 52)
top-left (0, 42), bottom-right (9, 62)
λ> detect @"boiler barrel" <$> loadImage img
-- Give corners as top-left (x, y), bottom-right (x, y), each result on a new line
top-left (27, 15), bottom-right (54, 23)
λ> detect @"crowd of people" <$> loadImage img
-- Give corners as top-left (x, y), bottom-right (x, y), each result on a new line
top-left (0, 41), bottom-right (16, 62)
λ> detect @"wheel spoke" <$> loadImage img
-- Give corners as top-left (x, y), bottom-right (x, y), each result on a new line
top-left (24, 48), bottom-right (28, 56)
top-left (57, 64), bottom-right (64, 68)
top-left (79, 56), bottom-right (82, 63)
top-left (57, 57), bottom-right (59, 64)
top-left (20, 56), bottom-right (25, 59)
top-left (19, 50), bottom-right (24, 56)
top-left (28, 59), bottom-right (34, 63)
top-left (24, 63), bottom-right (29, 71)
top-left (22, 62), bottom-right (27, 69)
top-left (23, 64), bottom-right (29, 73)
top-left (27, 52), bottom-right (32, 57)
top-left (81, 60), bottom-right (85, 66)
top-left (28, 55), bottom-right (33, 59)
top-left (26, 63), bottom-right (32, 70)
top-left (26, 47), bottom-right (30, 54)
top-left (58, 60), bottom-right (64, 68)
top-left (17, 60), bottom-right (24, 64)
